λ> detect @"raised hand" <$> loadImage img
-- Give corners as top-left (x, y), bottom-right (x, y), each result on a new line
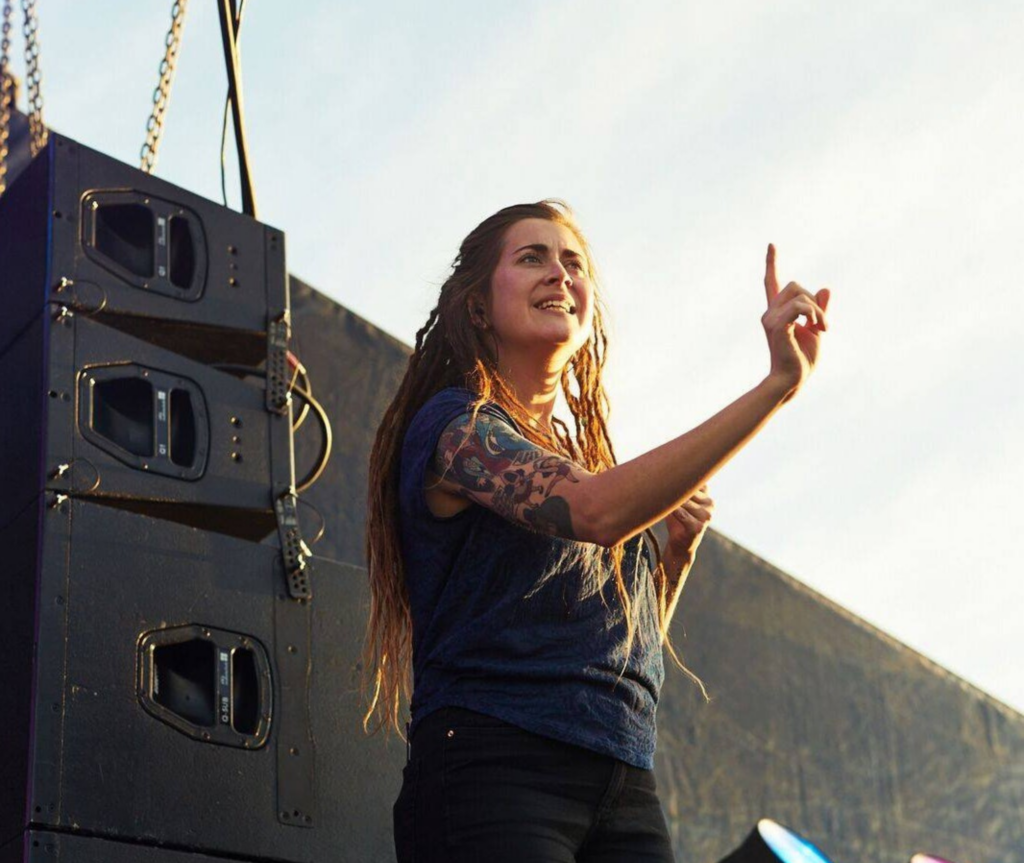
top-left (665, 483), bottom-right (715, 558)
top-left (761, 244), bottom-right (831, 399)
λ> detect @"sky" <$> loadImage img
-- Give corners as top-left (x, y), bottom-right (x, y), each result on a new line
top-left (16, 1), bottom-right (1022, 715)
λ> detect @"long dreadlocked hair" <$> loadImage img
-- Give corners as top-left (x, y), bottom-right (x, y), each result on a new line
top-left (362, 199), bottom-right (707, 738)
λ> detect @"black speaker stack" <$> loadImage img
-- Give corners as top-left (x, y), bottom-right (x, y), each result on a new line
top-left (0, 134), bottom-right (400, 862)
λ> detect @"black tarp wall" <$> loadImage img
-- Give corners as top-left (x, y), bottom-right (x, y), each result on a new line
top-left (290, 275), bottom-right (1024, 863)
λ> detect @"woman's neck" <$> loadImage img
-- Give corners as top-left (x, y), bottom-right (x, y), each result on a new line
top-left (494, 347), bottom-right (564, 433)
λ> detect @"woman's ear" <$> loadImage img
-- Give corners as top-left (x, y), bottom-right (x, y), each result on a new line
top-left (467, 295), bottom-right (489, 329)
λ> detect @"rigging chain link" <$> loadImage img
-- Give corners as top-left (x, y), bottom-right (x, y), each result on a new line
top-left (21, 0), bottom-right (45, 157)
top-left (140, 0), bottom-right (188, 175)
top-left (0, 1), bottom-right (13, 196)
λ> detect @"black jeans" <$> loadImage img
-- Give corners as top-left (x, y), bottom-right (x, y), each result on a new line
top-left (393, 706), bottom-right (675, 862)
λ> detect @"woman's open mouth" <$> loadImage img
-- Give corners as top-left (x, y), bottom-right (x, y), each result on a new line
top-left (534, 300), bottom-right (576, 314)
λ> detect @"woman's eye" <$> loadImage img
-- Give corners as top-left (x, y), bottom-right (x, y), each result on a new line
top-left (520, 254), bottom-right (541, 264)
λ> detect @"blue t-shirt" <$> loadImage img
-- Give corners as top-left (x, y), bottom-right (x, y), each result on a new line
top-left (398, 387), bottom-right (665, 769)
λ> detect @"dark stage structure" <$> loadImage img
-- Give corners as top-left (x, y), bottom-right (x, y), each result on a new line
top-left (0, 128), bottom-right (1021, 863)
top-left (286, 277), bottom-right (1024, 863)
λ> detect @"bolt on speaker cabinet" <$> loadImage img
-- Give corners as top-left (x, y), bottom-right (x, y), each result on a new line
top-left (0, 497), bottom-right (405, 863)
top-left (0, 132), bottom-right (288, 359)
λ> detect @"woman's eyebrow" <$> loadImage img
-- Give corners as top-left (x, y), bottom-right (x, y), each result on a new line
top-left (512, 243), bottom-right (585, 260)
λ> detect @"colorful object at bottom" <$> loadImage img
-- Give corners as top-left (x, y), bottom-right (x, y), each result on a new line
top-left (757, 819), bottom-right (835, 863)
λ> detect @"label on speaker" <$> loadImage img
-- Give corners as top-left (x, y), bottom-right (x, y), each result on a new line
top-left (219, 649), bottom-right (231, 725)
top-left (156, 215), bottom-right (168, 279)
top-left (156, 388), bottom-right (169, 458)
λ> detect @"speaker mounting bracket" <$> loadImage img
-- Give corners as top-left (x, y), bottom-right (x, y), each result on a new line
top-left (275, 491), bottom-right (313, 600)
top-left (266, 310), bottom-right (291, 414)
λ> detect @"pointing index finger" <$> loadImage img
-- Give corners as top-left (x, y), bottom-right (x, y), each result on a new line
top-left (764, 243), bottom-right (779, 303)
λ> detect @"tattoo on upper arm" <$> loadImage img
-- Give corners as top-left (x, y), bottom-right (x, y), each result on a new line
top-left (431, 412), bottom-right (582, 538)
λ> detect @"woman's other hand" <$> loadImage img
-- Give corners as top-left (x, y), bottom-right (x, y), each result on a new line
top-left (761, 244), bottom-right (831, 401)
top-left (665, 483), bottom-right (715, 558)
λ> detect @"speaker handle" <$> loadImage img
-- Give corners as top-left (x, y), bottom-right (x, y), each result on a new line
top-left (138, 623), bottom-right (272, 749)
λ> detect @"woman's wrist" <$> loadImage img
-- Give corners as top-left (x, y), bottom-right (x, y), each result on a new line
top-left (663, 543), bottom-right (695, 568)
top-left (761, 372), bottom-right (799, 405)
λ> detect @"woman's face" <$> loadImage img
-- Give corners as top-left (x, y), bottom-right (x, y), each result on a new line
top-left (479, 217), bottom-right (595, 362)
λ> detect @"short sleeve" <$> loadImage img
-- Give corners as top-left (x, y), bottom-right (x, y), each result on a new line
top-left (399, 388), bottom-right (518, 522)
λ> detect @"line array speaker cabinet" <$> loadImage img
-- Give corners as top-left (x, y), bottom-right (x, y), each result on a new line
top-left (0, 136), bottom-right (398, 862)
top-left (1, 133), bottom-right (287, 350)
top-left (0, 497), bottom-right (402, 863)
top-left (0, 132), bottom-right (296, 535)
top-left (0, 309), bottom-right (293, 536)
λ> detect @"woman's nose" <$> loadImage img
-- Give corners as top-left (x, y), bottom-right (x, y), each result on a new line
top-left (546, 262), bottom-right (572, 285)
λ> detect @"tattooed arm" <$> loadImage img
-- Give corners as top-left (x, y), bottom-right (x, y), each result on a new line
top-left (427, 411), bottom-right (597, 541)
top-left (432, 373), bottom-right (793, 548)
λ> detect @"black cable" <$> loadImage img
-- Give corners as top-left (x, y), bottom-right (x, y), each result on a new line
top-left (295, 367), bottom-right (312, 430)
top-left (289, 359), bottom-right (311, 431)
top-left (295, 495), bottom-right (326, 546)
top-left (48, 456), bottom-right (102, 495)
top-left (219, 0), bottom-right (247, 208)
top-left (46, 280), bottom-right (109, 318)
top-left (217, 0), bottom-right (257, 216)
top-left (291, 384), bottom-right (332, 493)
top-left (212, 363), bottom-right (332, 494)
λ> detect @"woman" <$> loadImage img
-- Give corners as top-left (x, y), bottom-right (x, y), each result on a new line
top-left (363, 199), bottom-right (830, 862)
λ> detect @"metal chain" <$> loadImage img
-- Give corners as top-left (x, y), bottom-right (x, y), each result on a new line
top-left (140, 0), bottom-right (188, 175)
top-left (21, 0), bottom-right (45, 157)
top-left (0, 0), bottom-right (13, 196)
